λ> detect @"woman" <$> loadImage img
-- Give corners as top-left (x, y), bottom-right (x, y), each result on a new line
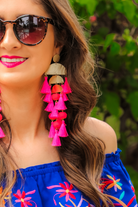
top-left (0, 0), bottom-right (137, 206)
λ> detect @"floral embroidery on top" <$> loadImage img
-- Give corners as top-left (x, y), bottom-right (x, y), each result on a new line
top-left (47, 182), bottom-right (95, 207)
top-left (100, 174), bottom-right (122, 192)
top-left (13, 189), bottom-right (37, 207)
top-left (100, 175), bottom-right (137, 207)
top-left (107, 191), bottom-right (137, 207)
top-left (47, 182), bottom-right (78, 205)
top-left (0, 186), bottom-right (12, 206)
top-left (129, 180), bottom-right (135, 193)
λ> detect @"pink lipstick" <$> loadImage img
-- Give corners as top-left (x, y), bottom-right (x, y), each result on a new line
top-left (0, 55), bottom-right (27, 68)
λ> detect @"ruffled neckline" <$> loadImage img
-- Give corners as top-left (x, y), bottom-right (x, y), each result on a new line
top-left (105, 148), bottom-right (121, 163)
top-left (17, 148), bottom-right (121, 176)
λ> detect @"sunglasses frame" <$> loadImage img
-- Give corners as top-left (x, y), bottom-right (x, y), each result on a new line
top-left (0, 14), bottom-right (57, 46)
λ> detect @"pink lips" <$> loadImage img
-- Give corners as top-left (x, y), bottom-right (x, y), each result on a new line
top-left (0, 55), bottom-right (27, 68)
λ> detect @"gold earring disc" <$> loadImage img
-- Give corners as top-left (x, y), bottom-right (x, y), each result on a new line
top-left (53, 54), bottom-right (60, 63)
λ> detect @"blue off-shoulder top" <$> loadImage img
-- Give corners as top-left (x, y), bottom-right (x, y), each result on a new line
top-left (2, 149), bottom-right (137, 207)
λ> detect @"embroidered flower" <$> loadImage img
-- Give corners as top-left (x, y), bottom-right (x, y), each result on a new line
top-left (57, 182), bottom-right (77, 201)
top-left (100, 174), bottom-right (122, 192)
top-left (13, 189), bottom-right (37, 207)
top-left (47, 182), bottom-right (96, 207)
top-left (65, 204), bottom-right (93, 207)
top-left (129, 180), bottom-right (135, 193)
top-left (47, 182), bottom-right (78, 205)
top-left (106, 189), bottom-right (137, 206)
top-left (0, 186), bottom-right (11, 206)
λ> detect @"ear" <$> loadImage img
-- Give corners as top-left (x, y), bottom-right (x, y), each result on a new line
top-left (53, 43), bottom-right (63, 56)
top-left (53, 29), bottom-right (66, 56)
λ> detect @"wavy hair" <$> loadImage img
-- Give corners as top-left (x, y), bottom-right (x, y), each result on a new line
top-left (0, 0), bottom-right (113, 206)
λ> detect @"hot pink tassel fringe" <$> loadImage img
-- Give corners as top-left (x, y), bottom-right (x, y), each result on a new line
top-left (52, 130), bottom-right (61, 146)
top-left (43, 93), bottom-right (52, 103)
top-left (62, 93), bottom-right (69, 102)
top-left (62, 77), bottom-right (72, 94)
top-left (41, 76), bottom-right (72, 146)
top-left (58, 120), bottom-right (68, 137)
top-left (0, 89), bottom-right (4, 139)
top-left (40, 77), bottom-right (51, 94)
top-left (0, 127), bottom-right (5, 138)
top-left (0, 114), bottom-right (2, 122)
top-left (49, 122), bottom-right (55, 138)
top-left (45, 101), bottom-right (54, 112)
top-left (55, 94), bottom-right (67, 110)
top-left (49, 107), bottom-right (59, 119)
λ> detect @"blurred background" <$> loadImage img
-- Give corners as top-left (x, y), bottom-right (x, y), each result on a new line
top-left (69, 0), bottom-right (138, 200)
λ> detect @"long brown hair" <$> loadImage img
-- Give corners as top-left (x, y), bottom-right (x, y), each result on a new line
top-left (0, 0), bottom-right (113, 206)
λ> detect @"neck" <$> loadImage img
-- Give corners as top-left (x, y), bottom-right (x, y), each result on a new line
top-left (0, 82), bottom-right (45, 143)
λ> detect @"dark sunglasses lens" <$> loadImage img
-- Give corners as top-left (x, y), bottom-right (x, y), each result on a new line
top-left (0, 21), bottom-right (5, 41)
top-left (16, 16), bottom-right (46, 45)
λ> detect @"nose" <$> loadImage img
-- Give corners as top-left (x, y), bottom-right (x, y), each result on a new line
top-left (0, 23), bottom-right (22, 51)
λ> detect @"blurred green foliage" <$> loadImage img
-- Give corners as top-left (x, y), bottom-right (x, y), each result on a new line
top-left (126, 166), bottom-right (138, 199)
top-left (69, 0), bottom-right (138, 199)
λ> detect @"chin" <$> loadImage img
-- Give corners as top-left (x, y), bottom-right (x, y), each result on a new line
top-left (0, 74), bottom-right (28, 88)
top-left (0, 74), bottom-right (42, 90)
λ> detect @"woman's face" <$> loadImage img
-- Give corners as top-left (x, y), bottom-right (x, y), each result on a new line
top-left (0, 0), bottom-right (59, 87)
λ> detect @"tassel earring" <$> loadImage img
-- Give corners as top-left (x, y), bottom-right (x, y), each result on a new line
top-left (41, 54), bottom-right (72, 146)
top-left (0, 90), bottom-right (5, 138)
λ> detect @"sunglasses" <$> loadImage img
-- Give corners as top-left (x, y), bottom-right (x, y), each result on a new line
top-left (0, 14), bottom-right (57, 46)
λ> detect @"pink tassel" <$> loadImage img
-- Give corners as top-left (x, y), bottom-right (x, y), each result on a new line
top-left (40, 77), bottom-right (51, 94)
top-left (45, 101), bottom-right (54, 112)
top-left (49, 107), bottom-right (59, 120)
top-left (58, 120), bottom-right (68, 137)
top-left (48, 122), bottom-right (55, 138)
top-left (55, 101), bottom-right (58, 108)
top-left (52, 130), bottom-right (61, 146)
top-left (0, 114), bottom-right (2, 121)
top-left (43, 93), bottom-right (52, 103)
top-left (55, 94), bottom-right (67, 110)
top-left (62, 93), bottom-right (69, 101)
top-left (0, 127), bottom-right (5, 138)
top-left (62, 77), bottom-right (72, 94)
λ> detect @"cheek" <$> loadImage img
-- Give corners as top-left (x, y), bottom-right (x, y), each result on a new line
top-left (0, 27), bottom-right (56, 86)
top-left (32, 31), bottom-right (55, 75)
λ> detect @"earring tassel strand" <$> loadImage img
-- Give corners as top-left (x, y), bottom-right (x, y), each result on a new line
top-left (41, 55), bottom-right (72, 146)
top-left (0, 90), bottom-right (5, 138)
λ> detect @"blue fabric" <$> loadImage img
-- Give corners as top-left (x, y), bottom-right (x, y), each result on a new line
top-left (101, 149), bottom-right (137, 206)
top-left (3, 149), bottom-right (137, 207)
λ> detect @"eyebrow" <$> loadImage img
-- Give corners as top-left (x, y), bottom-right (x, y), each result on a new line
top-left (0, 14), bottom-right (25, 20)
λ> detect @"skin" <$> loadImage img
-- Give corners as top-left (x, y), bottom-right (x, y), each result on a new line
top-left (0, 0), bottom-right (61, 167)
top-left (0, 0), bottom-right (117, 169)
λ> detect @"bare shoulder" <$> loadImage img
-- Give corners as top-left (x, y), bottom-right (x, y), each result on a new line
top-left (83, 117), bottom-right (117, 154)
